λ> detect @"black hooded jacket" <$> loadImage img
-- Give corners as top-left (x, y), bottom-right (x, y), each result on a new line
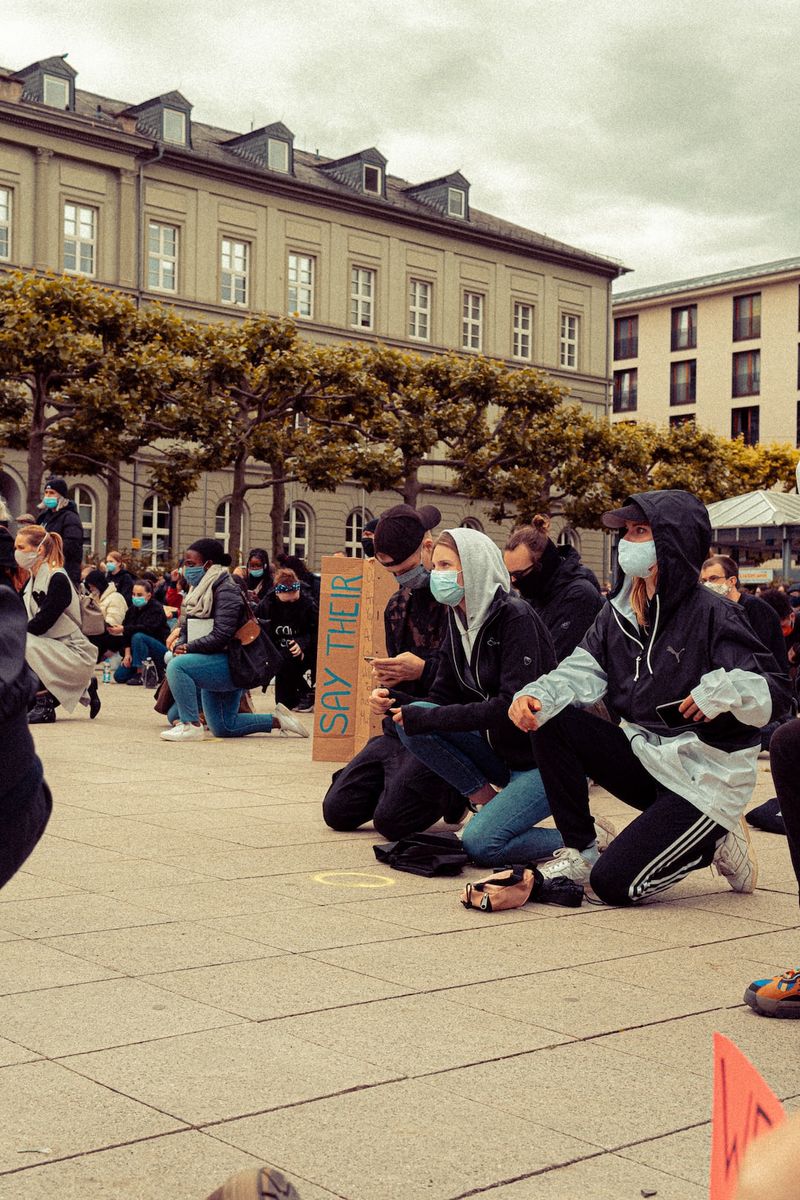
top-left (36, 500), bottom-right (84, 586)
top-left (583, 490), bottom-right (790, 751)
top-left (516, 541), bottom-right (604, 661)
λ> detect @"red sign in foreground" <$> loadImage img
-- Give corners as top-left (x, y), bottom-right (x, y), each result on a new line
top-left (710, 1032), bottom-right (786, 1199)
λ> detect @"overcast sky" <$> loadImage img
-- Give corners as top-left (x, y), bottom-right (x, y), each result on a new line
top-left (7, 0), bottom-right (799, 290)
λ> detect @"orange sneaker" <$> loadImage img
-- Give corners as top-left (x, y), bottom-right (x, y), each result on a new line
top-left (205, 1166), bottom-right (300, 1200)
top-left (744, 968), bottom-right (800, 1018)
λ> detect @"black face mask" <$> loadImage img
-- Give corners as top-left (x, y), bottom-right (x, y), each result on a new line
top-left (362, 539), bottom-right (376, 558)
top-left (513, 562), bottom-right (544, 600)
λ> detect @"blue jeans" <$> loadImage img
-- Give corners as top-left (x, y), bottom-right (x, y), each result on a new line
top-left (165, 652), bottom-right (274, 738)
top-left (114, 633), bottom-right (166, 683)
top-left (397, 703), bottom-right (562, 866)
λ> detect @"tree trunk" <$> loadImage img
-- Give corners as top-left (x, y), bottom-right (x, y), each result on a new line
top-left (270, 459), bottom-right (286, 560)
top-left (401, 466), bottom-right (422, 508)
top-left (105, 467), bottom-right (120, 549)
top-left (228, 449), bottom-right (247, 564)
top-left (26, 375), bottom-right (48, 512)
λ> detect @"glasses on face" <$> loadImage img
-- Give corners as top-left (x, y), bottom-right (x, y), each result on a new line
top-left (508, 564), bottom-right (536, 584)
top-left (275, 583), bottom-right (300, 593)
top-left (704, 574), bottom-right (729, 584)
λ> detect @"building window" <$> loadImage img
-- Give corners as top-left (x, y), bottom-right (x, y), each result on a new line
top-left (350, 267), bottom-right (375, 331)
top-left (69, 486), bottom-right (96, 553)
top-left (613, 368), bottom-right (637, 413)
top-left (461, 516), bottom-right (483, 531)
top-left (283, 504), bottom-right (310, 558)
top-left (733, 293), bottom-right (761, 341)
top-left (215, 499), bottom-right (248, 554)
top-left (732, 406), bottom-right (760, 446)
top-left (671, 305), bottom-right (697, 351)
top-left (669, 414), bottom-right (696, 429)
top-left (141, 494), bottom-right (172, 565)
top-left (63, 203), bottom-right (97, 276)
top-left (613, 315), bottom-right (638, 360)
top-left (448, 188), bottom-right (466, 218)
top-left (345, 509), bottom-right (372, 557)
top-left (221, 238), bottom-right (249, 307)
top-left (670, 359), bottom-right (697, 406)
top-left (408, 278), bottom-right (431, 341)
top-left (0, 188), bottom-right (9, 261)
top-left (288, 253), bottom-right (314, 319)
top-left (512, 302), bottom-right (533, 361)
top-left (462, 291), bottom-right (484, 351)
top-left (268, 138), bottom-right (289, 172)
top-left (43, 74), bottom-right (69, 109)
top-left (162, 109), bottom-right (187, 145)
top-left (147, 222), bottom-right (178, 292)
top-left (732, 349), bottom-right (760, 397)
top-left (559, 313), bottom-right (580, 370)
top-left (362, 164), bottom-right (382, 195)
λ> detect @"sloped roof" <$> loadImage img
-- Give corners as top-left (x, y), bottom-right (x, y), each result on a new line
top-left (707, 490), bottom-right (800, 531)
top-left (615, 256), bottom-right (800, 304)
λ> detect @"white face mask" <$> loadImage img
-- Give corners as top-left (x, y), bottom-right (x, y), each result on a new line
top-left (15, 548), bottom-right (40, 570)
top-left (704, 580), bottom-right (731, 597)
top-left (618, 537), bottom-right (658, 580)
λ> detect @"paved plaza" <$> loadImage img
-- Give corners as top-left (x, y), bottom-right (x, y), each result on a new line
top-left (0, 683), bottom-right (797, 1199)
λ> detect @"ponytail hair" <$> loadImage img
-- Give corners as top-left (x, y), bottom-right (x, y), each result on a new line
top-left (18, 524), bottom-right (65, 569)
top-left (630, 576), bottom-right (649, 629)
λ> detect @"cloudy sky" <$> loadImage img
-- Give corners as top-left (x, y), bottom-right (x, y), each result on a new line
top-left (7, 0), bottom-right (799, 290)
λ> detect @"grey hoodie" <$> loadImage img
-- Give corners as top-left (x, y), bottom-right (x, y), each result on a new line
top-left (447, 528), bottom-right (511, 658)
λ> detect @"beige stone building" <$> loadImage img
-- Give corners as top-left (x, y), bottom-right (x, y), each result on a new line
top-left (0, 53), bottom-right (623, 573)
top-left (611, 257), bottom-right (800, 447)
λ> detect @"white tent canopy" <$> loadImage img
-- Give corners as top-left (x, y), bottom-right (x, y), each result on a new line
top-left (706, 490), bottom-right (800, 578)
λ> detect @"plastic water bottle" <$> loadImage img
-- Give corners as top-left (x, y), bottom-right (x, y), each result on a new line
top-left (102, 663), bottom-right (111, 684)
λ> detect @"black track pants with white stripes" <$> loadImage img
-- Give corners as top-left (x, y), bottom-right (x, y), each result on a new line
top-left (533, 707), bottom-right (726, 906)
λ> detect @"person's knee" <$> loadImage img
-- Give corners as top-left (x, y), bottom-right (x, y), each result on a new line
top-left (460, 821), bottom-right (503, 866)
top-left (588, 855), bottom-right (634, 907)
top-left (373, 803), bottom-right (418, 842)
top-left (322, 790), bottom-right (363, 831)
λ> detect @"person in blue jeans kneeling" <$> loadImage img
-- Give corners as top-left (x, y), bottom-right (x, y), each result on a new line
top-left (161, 538), bottom-right (307, 743)
top-left (374, 527), bottom-right (563, 866)
top-left (113, 579), bottom-right (169, 684)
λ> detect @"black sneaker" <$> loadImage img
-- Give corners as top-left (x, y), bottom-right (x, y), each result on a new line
top-left (745, 797), bottom-right (785, 835)
top-left (28, 695), bottom-right (56, 724)
top-left (125, 676), bottom-right (144, 687)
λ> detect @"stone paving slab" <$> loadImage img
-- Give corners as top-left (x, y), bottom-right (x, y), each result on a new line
top-left (0, 683), bottom-right (796, 1198)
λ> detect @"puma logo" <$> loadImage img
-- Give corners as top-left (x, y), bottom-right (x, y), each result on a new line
top-left (666, 645), bottom-right (686, 664)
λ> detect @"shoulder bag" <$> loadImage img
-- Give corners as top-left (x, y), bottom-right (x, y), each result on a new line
top-left (227, 597), bottom-right (285, 689)
top-left (78, 589), bottom-right (106, 637)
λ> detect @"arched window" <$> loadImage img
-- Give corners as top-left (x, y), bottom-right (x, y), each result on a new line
top-left (283, 504), bottom-right (312, 559)
top-left (461, 516), bottom-right (484, 532)
top-left (215, 499), bottom-right (249, 556)
top-left (141, 494), bottom-right (172, 565)
top-left (557, 526), bottom-right (580, 551)
top-left (344, 508), bottom-right (373, 557)
top-left (69, 485), bottom-right (97, 554)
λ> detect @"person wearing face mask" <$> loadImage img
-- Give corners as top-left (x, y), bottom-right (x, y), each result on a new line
top-left (361, 518), bottom-right (379, 558)
top-left (256, 568), bottom-right (318, 711)
top-left (83, 567), bottom-right (129, 662)
top-left (504, 516), bottom-right (604, 661)
top-left (34, 477), bottom-right (85, 587)
top-left (113, 579), bottom-right (170, 685)
top-left (322, 504), bottom-right (458, 839)
top-left (509, 490), bottom-right (792, 906)
top-left (102, 551), bottom-right (135, 604)
top-left (242, 548), bottom-right (273, 603)
top-left (15, 525), bottom-right (98, 724)
top-left (162, 538), bottom-right (307, 742)
top-left (700, 556), bottom-right (788, 672)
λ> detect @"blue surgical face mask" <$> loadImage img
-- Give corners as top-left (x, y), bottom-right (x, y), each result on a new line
top-left (394, 562), bottom-right (430, 591)
top-left (249, 568), bottom-right (265, 578)
top-left (430, 569), bottom-right (465, 607)
top-left (105, 560), bottom-right (118, 573)
top-left (131, 595), bottom-right (148, 607)
top-left (183, 564), bottom-right (206, 587)
top-left (42, 496), bottom-right (59, 509)
top-left (618, 537), bottom-right (658, 580)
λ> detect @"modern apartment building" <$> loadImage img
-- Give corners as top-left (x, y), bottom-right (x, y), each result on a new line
top-left (0, 53), bottom-right (624, 570)
top-left (611, 257), bottom-right (800, 447)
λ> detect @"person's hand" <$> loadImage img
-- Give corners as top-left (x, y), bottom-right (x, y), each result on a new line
top-left (509, 694), bottom-right (542, 731)
top-left (735, 1111), bottom-right (800, 1199)
top-left (174, 644), bottom-right (188, 655)
top-left (389, 706), bottom-right (404, 726)
top-left (166, 627), bottom-right (181, 650)
top-left (108, 624), bottom-right (124, 636)
top-left (122, 653), bottom-right (132, 668)
top-left (372, 652), bottom-right (425, 684)
top-left (369, 687), bottom-right (393, 716)
top-left (679, 693), bottom-right (711, 723)
top-left (288, 639), bottom-right (302, 659)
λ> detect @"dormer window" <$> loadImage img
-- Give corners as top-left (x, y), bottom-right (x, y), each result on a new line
top-left (267, 138), bottom-right (289, 173)
top-left (162, 108), bottom-right (187, 144)
top-left (448, 188), bottom-right (466, 218)
top-left (43, 74), bottom-right (69, 109)
top-left (363, 164), bottom-right (382, 195)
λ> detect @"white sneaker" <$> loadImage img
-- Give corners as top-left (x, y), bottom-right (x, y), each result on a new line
top-left (538, 846), bottom-right (593, 887)
top-left (160, 721), bottom-right (205, 742)
top-left (713, 817), bottom-right (758, 893)
top-left (594, 816), bottom-right (617, 852)
top-left (275, 703), bottom-right (310, 738)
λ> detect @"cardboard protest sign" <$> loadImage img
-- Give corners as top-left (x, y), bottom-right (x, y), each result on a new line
top-left (709, 1031), bottom-right (786, 1200)
top-left (312, 557), bottom-right (395, 763)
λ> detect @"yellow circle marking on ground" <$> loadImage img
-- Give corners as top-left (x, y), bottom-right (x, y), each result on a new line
top-left (311, 870), bottom-right (396, 889)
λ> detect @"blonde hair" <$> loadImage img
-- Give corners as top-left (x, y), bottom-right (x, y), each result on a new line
top-left (630, 576), bottom-right (649, 628)
top-left (273, 567), bottom-right (299, 586)
top-left (106, 550), bottom-right (125, 565)
top-left (18, 524), bottom-right (65, 569)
